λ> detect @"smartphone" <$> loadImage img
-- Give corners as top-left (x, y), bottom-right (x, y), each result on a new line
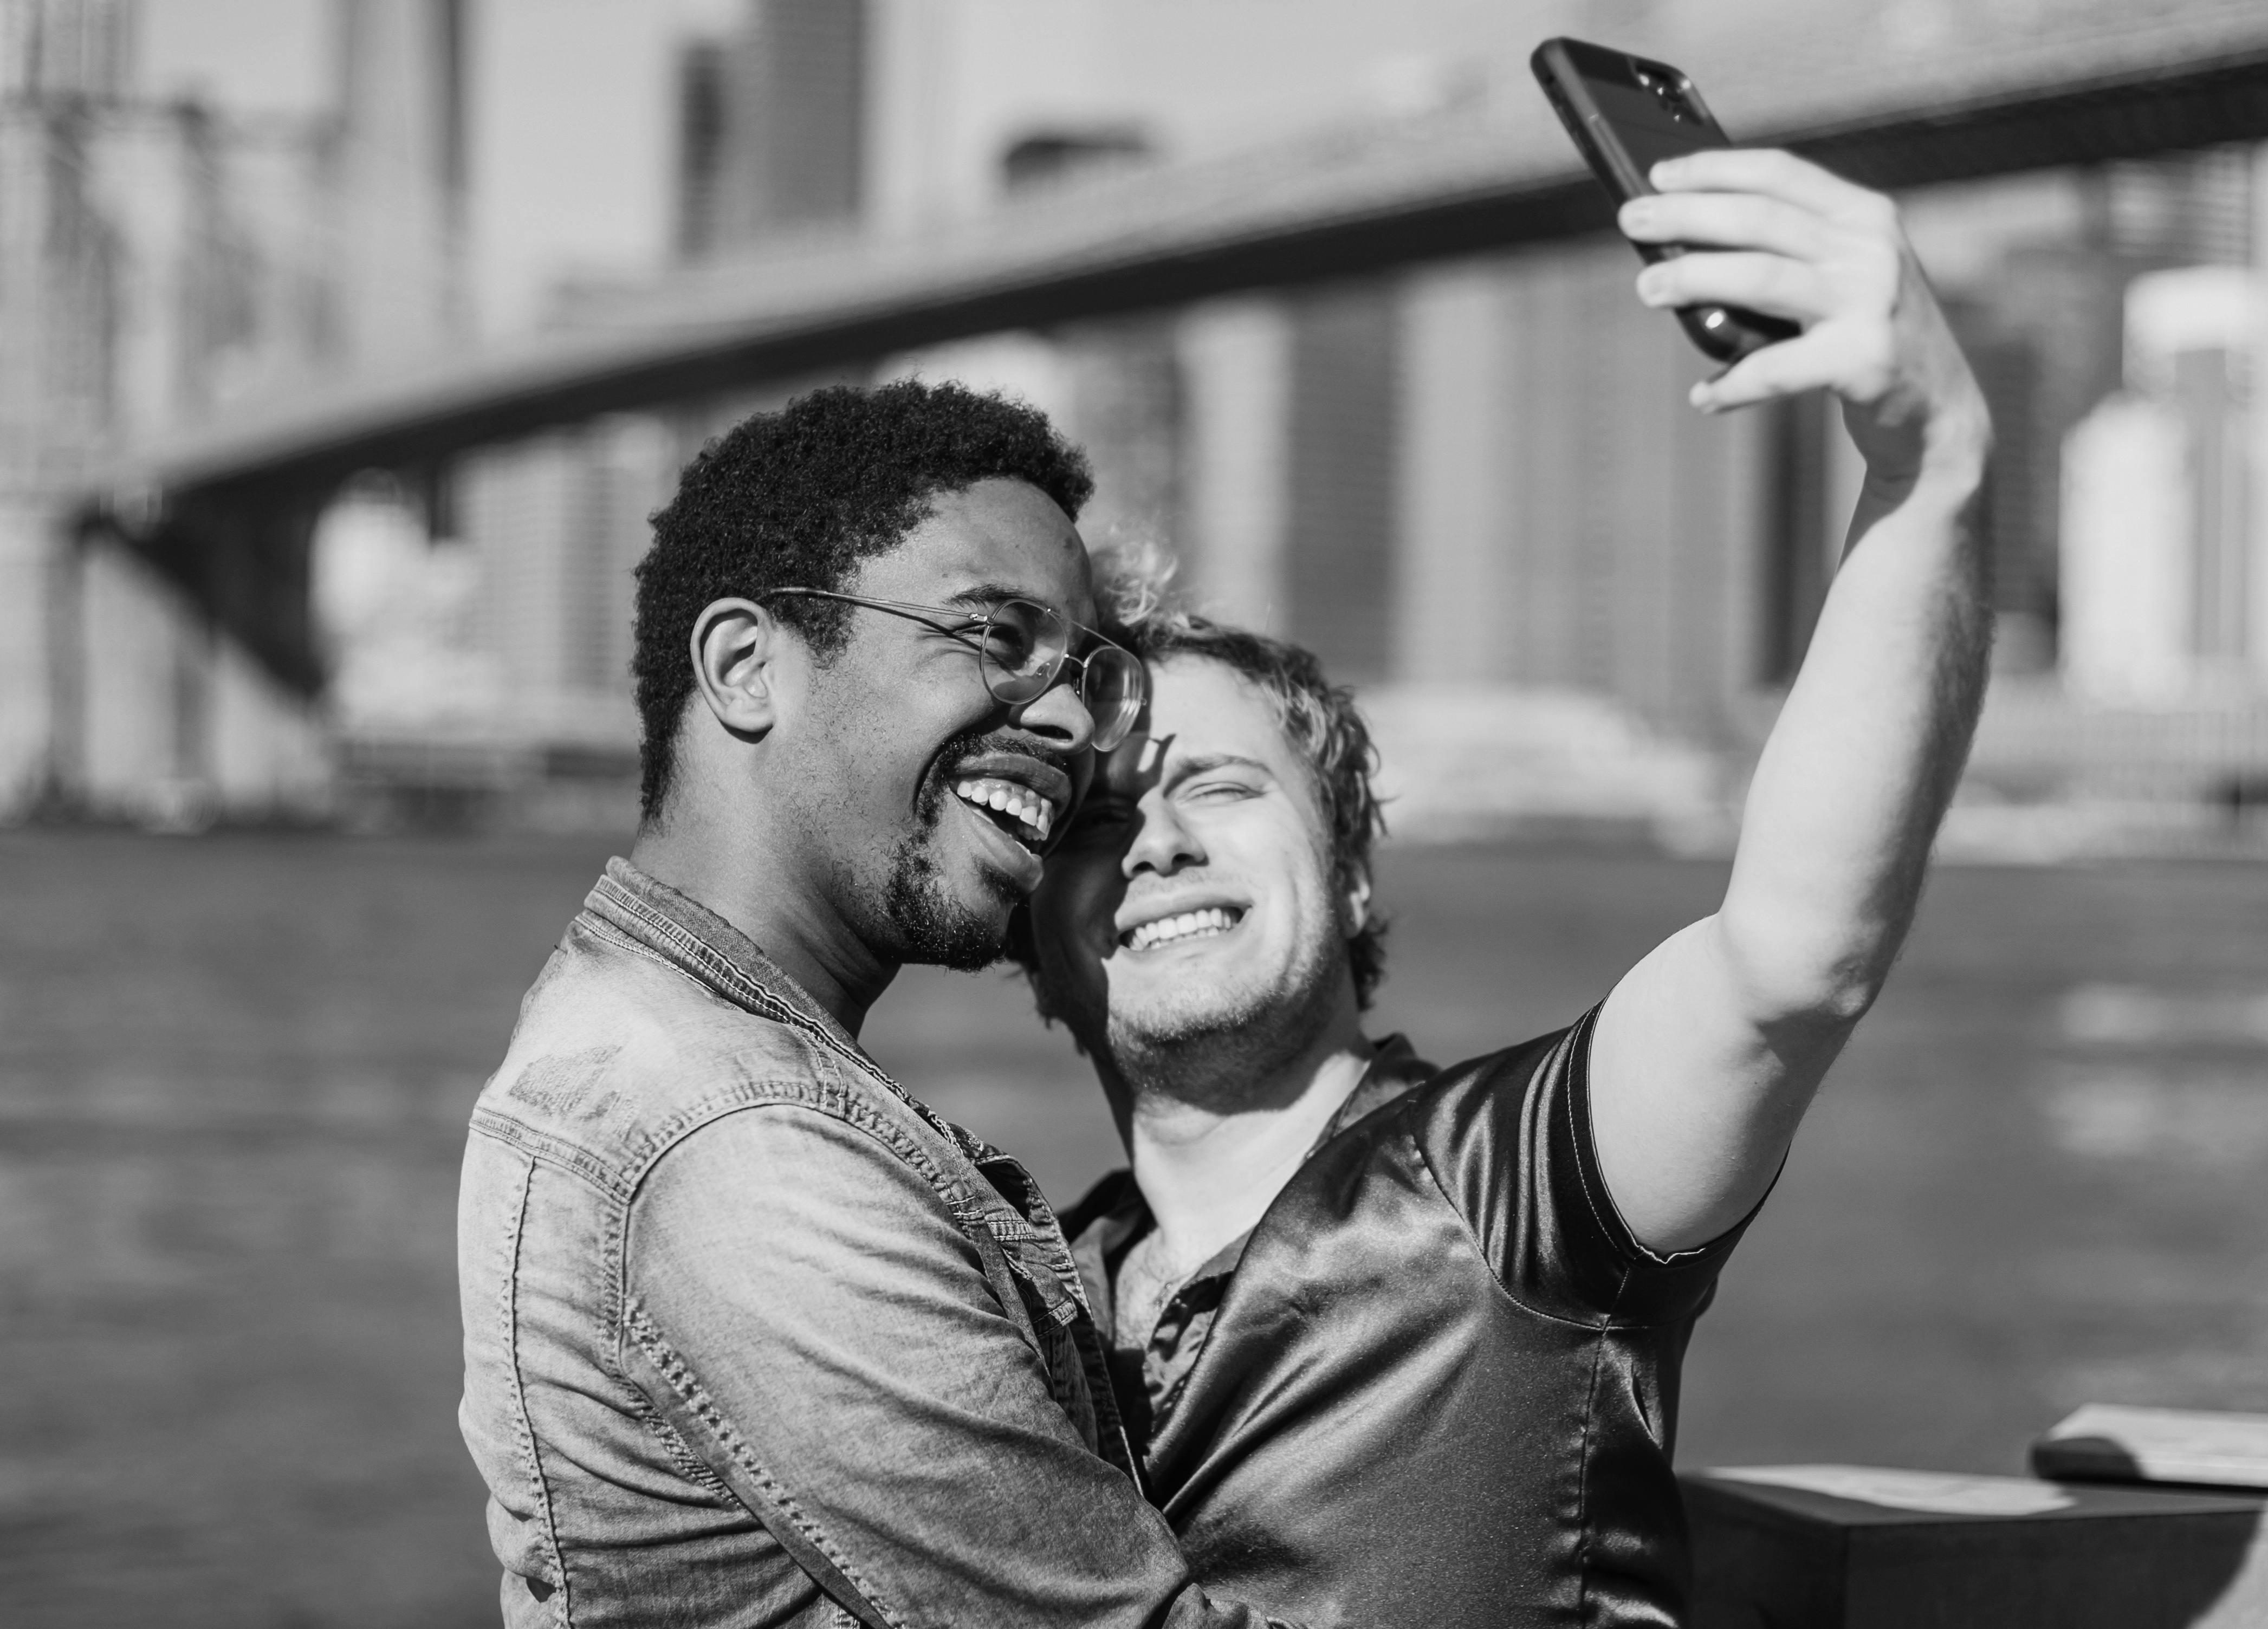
top-left (1530, 37), bottom-right (1800, 364)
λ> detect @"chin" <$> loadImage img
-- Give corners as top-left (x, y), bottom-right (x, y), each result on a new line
top-left (885, 846), bottom-right (1018, 973)
top-left (1102, 931), bottom-right (1348, 1075)
top-left (899, 906), bottom-right (1008, 973)
top-left (1107, 981), bottom-right (1271, 1052)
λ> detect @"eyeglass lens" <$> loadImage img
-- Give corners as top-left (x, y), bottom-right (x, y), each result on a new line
top-left (976, 600), bottom-right (1143, 752)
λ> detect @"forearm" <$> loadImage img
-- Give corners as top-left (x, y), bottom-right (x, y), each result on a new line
top-left (1595, 464), bottom-right (1990, 1249)
top-left (1718, 446), bottom-right (1991, 1031)
top-left (1592, 148), bottom-right (1997, 1251)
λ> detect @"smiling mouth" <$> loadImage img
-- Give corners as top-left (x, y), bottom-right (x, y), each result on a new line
top-left (1122, 906), bottom-right (1245, 953)
top-left (951, 777), bottom-right (1058, 853)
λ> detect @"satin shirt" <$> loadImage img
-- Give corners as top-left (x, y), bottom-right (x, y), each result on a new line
top-left (1065, 1013), bottom-right (1752, 1628)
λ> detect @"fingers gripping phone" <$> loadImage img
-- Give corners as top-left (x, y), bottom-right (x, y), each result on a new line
top-left (1531, 37), bottom-right (1800, 364)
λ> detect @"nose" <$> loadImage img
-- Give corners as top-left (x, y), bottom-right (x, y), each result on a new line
top-left (1124, 791), bottom-right (1203, 879)
top-left (1010, 676), bottom-right (1096, 755)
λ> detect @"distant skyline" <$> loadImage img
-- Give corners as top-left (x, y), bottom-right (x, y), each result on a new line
top-left (136, 0), bottom-right (1565, 337)
top-left (140, 0), bottom-right (739, 334)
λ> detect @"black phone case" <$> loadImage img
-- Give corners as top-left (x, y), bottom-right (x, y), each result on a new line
top-left (1530, 37), bottom-right (1799, 365)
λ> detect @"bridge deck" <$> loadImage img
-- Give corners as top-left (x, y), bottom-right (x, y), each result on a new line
top-left (124, 2), bottom-right (2268, 502)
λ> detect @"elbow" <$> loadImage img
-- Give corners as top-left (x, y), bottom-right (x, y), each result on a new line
top-left (1710, 913), bottom-right (1889, 1048)
top-left (1754, 968), bottom-right (1882, 1063)
top-left (1785, 970), bottom-right (1882, 1033)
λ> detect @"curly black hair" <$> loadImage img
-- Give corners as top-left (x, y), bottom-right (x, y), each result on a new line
top-left (631, 380), bottom-right (1096, 820)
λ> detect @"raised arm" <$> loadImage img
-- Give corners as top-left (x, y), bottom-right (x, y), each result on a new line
top-left (1588, 149), bottom-right (1993, 1254)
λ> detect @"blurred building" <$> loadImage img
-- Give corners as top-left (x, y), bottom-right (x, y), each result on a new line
top-left (19, 1), bottom-right (2268, 844)
top-left (675, 0), bottom-right (864, 258)
top-left (897, 136), bottom-right (2268, 835)
top-left (310, 0), bottom-right (876, 830)
top-left (0, 0), bottom-right (468, 823)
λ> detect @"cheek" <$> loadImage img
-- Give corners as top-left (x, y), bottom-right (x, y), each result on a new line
top-left (1217, 814), bottom-right (1327, 912)
top-left (812, 666), bottom-right (959, 797)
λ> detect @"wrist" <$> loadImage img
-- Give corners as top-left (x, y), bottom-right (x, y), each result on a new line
top-left (1861, 392), bottom-right (1990, 510)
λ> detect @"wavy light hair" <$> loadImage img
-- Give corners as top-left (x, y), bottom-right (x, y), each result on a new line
top-left (1073, 540), bottom-right (1391, 1007)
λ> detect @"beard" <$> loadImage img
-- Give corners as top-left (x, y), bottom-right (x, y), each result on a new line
top-left (1095, 912), bottom-right (1352, 1114)
top-left (880, 730), bottom-right (1041, 973)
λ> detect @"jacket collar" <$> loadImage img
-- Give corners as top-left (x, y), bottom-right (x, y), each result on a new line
top-left (584, 858), bottom-right (1016, 1170)
top-left (586, 856), bottom-right (858, 1048)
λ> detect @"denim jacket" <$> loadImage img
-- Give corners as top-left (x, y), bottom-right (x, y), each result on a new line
top-left (458, 860), bottom-right (1296, 1628)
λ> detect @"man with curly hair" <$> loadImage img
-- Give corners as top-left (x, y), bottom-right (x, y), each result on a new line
top-left (1018, 151), bottom-right (1994, 1626)
top-left (457, 381), bottom-right (1308, 1627)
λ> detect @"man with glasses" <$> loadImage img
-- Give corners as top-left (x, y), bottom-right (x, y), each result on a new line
top-left (457, 381), bottom-right (1305, 1627)
top-left (1017, 150), bottom-right (1993, 1626)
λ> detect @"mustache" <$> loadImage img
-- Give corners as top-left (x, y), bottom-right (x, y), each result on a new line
top-left (915, 730), bottom-right (1074, 823)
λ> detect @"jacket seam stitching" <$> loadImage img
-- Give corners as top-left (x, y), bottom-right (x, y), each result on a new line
top-left (500, 1152), bottom-right (573, 1625)
top-left (627, 1085), bottom-right (968, 1206)
top-left (476, 1079), bottom-right (986, 1216)
top-left (623, 1304), bottom-right (906, 1629)
top-left (578, 913), bottom-right (728, 997)
top-left (588, 884), bottom-right (1000, 1168)
top-left (618, 1094), bottom-right (1070, 1349)
top-left (588, 890), bottom-right (804, 1029)
top-left (472, 1111), bottom-right (636, 1203)
top-left (579, 882), bottom-right (1088, 1306)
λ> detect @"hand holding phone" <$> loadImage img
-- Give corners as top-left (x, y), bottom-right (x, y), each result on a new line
top-left (1531, 37), bottom-right (1800, 364)
top-left (1533, 37), bottom-right (1985, 489)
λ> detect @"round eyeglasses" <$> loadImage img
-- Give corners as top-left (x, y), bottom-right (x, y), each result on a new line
top-left (757, 587), bottom-right (1146, 753)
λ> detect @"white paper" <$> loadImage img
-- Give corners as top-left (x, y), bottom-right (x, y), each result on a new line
top-left (2044, 1404), bottom-right (2268, 1487)
top-left (1709, 1465), bottom-right (2077, 1516)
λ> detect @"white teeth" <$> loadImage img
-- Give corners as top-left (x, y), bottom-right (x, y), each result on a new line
top-left (951, 777), bottom-right (1055, 843)
top-left (1126, 907), bottom-right (1239, 952)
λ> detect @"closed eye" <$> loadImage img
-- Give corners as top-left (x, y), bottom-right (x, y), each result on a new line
top-left (980, 624), bottom-right (1037, 664)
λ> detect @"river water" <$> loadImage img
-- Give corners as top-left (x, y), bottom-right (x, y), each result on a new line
top-left (3, 829), bottom-right (2262, 1626)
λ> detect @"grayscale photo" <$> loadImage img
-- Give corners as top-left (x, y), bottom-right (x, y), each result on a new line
top-left (4, 1), bottom-right (2268, 1625)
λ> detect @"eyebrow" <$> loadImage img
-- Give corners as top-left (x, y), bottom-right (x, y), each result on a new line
top-left (943, 581), bottom-right (1110, 632)
top-left (942, 582), bottom-right (1040, 612)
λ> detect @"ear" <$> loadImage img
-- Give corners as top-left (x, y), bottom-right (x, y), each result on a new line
top-left (1340, 860), bottom-right (1373, 943)
top-left (689, 598), bottom-right (793, 739)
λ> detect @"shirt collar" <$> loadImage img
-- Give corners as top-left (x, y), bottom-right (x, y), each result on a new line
top-left (1070, 1033), bottom-right (1440, 1312)
top-left (1316, 1032), bottom-right (1436, 1145)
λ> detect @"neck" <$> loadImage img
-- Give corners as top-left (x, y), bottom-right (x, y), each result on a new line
top-left (1115, 989), bottom-right (1371, 1277)
top-left (629, 811), bottom-right (895, 1035)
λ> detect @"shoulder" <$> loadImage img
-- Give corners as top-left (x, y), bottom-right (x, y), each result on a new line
top-left (472, 924), bottom-right (902, 1195)
top-left (1303, 1021), bottom-right (1583, 1210)
top-left (1403, 1009), bottom-right (1742, 1322)
top-left (633, 1097), bottom-right (962, 1249)
top-left (1372, 1019), bottom-right (1586, 1157)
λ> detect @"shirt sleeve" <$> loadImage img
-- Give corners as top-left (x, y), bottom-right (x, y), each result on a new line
top-left (1416, 1007), bottom-right (1755, 1327)
top-left (623, 1101), bottom-right (1299, 1629)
